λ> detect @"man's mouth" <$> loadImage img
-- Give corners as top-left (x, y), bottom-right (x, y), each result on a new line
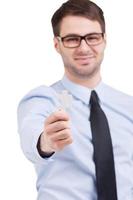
top-left (74, 56), bottom-right (94, 64)
top-left (75, 55), bottom-right (94, 59)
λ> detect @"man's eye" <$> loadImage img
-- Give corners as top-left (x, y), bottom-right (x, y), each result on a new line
top-left (65, 37), bottom-right (79, 42)
top-left (86, 35), bottom-right (100, 41)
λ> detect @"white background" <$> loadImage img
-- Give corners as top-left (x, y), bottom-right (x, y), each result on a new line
top-left (0, 0), bottom-right (133, 199)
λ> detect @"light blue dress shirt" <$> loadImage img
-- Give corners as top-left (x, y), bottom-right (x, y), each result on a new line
top-left (17, 75), bottom-right (133, 200)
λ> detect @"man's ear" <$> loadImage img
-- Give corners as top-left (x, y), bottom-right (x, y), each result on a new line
top-left (103, 33), bottom-right (107, 46)
top-left (53, 37), bottom-right (61, 53)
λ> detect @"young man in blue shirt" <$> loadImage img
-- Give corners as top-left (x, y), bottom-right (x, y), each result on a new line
top-left (17, 0), bottom-right (133, 199)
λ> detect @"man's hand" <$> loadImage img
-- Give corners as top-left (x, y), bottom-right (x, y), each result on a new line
top-left (40, 109), bottom-right (73, 153)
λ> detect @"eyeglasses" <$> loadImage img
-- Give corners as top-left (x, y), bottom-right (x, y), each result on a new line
top-left (57, 33), bottom-right (104, 48)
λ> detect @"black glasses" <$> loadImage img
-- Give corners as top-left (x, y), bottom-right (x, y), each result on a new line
top-left (57, 33), bottom-right (104, 48)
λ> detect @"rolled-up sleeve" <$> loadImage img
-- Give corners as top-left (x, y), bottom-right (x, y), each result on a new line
top-left (17, 86), bottom-right (60, 164)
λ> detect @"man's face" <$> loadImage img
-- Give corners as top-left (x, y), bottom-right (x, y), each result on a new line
top-left (54, 16), bottom-right (106, 80)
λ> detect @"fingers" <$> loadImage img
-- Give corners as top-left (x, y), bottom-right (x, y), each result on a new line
top-left (41, 128), bottom-right (73, 152)
top-left (49, 128), bottom-right (71, 141)
top-left (45, 109), bottom-right (69, 125)
top-left (52, 137), bottom-right (73, 150)
top-left (45, 120), bottom-right (70, 134)
top-left (46, 128), bottom-right (73, 151)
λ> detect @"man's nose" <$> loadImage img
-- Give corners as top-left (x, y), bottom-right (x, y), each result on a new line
top-left (78, 39), bottom-right (92, 51)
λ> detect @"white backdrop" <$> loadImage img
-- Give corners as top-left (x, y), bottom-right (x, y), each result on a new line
top-left (0, 0), bottom-right (133, 199)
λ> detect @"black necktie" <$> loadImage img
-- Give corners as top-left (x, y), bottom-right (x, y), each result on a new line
top-left (89, 90), bottom-right (118, 200)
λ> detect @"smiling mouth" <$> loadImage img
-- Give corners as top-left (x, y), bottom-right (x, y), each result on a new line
top-left (75, 56), bottom-right (94, 60)
top-left (74, 56), bottom-right (94, 64)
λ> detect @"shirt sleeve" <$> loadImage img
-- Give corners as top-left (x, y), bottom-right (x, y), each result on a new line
top-left (17, 85), bottom-right (60, 165)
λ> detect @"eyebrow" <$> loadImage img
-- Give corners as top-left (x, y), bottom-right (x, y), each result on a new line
top-left (61, 32), bottom-right (102, 38)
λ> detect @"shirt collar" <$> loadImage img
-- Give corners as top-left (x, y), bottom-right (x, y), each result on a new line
top-left (61, 75), bottom-right (105, 105)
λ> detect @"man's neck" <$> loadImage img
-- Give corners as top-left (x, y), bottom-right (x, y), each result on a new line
top-left (64, 72), bottom-right (102, 89)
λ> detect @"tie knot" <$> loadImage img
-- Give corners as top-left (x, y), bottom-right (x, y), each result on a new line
top-left (90, 90), bottom-right (100, 107)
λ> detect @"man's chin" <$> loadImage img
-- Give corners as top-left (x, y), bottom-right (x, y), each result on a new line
top-left (72, 65), bottom-right (100, 78)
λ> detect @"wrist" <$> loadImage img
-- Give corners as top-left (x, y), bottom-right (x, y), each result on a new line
top-left (40, 132), bottom-right (54, 153)
top-left (37, 133), bottom-right (55, 158)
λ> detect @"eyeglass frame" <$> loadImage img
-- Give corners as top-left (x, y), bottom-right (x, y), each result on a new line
top-left (56, 32), bottom-right (104, 48)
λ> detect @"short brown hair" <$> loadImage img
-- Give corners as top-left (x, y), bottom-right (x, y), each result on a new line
top-left (51, 0), bottom-right (105, 36)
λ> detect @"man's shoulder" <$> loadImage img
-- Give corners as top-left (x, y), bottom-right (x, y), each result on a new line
top-left (103, 83), bottom-right (133, 112)
top-left (105, 83), bottom-right (133, 101)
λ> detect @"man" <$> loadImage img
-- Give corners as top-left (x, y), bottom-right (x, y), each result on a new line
top-left (17, 0), bottom-right (133, 199)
